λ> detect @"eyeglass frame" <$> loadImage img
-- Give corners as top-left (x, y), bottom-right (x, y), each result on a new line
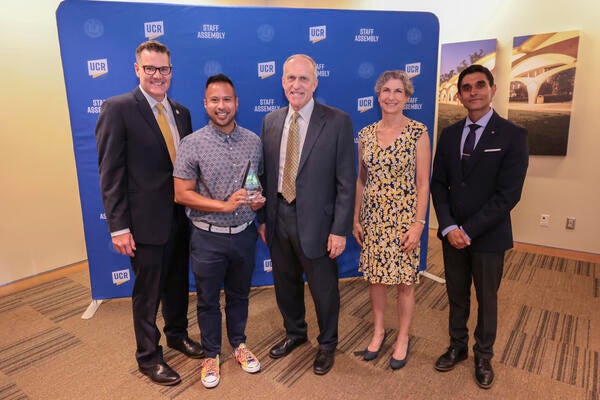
top-left (141, 65), bottom-right (173, 76)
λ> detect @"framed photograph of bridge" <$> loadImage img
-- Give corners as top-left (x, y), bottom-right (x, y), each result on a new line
top-left (508, 31), bottom-right (580, 156)
top-left (436, 39), bottom-right (497, 141)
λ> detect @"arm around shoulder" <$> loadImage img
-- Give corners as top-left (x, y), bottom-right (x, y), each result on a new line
top-left (331, 111), bottom-right (356, 236)
top-left (95, 97), bottom-right (131, 233)
top-left (430, 127), bottom-right (455, 231)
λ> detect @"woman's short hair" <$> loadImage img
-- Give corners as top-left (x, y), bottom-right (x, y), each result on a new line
top-left (374, 70), bottom-right (414, 97)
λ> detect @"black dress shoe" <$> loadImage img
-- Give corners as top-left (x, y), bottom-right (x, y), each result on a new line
top-left (139, 362), bottom-right (181, 386)
top-left (390, 341), bottom-right (410, 370)
top-left (475, 357), bottom-right (494, 389)
top-left (313, 349), bottom-right (335, 375)
top-left (362, 332), bottom-right (388, 361)
top-left (167, 337), bottom-right (204, 359)
top-left (269, 336), bottom-right (308, 359)
top-left (362, 346), bottom-right (381, 361)
top-left (434, 346), bottom-right (468, 372)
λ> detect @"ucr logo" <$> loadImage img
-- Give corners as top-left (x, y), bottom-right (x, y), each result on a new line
top-left (309, 25), bottom-right (326, 43)
top-left (84, 18), bottom-right (104, 39)
top-left (357, 96), bottom-right (374, 113)
top-left (144, 21), bottom-right (164, 39)
top-left (112, 269), bottom-right (131, 286)
top-left (258, 61), bottom-right (275, 79)
top-left (87, 59), bottom-right (108, 78)
top-left (405, 62), bottom-right (421, 78)
top-left (263, 259), bottom-right (272, 272)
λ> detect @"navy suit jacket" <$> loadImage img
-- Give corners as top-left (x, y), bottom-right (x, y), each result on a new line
top-left (431, 111), bottom-right (528, 252)
top-left (95, 87), bottom-right (193, 245)
top-left (260, 101), bottom-right (356, 259)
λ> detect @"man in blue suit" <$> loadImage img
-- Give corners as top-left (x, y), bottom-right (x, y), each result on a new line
top-left (258, 54), bottom-right (356, 375)
top-left (431, 65), bottom-right (528, 389)
top-left (95, 40), bottom-right (203, 386)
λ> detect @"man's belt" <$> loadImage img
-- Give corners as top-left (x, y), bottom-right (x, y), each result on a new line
top-left (192, 220), bottom-right (252, 234)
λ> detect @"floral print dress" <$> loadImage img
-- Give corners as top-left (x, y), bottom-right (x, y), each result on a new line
top-left (358, 119), bottom-right (427, 285)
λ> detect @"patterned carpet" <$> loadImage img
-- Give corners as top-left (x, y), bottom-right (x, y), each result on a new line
top-left (0, 242), bottom-right (598, 400)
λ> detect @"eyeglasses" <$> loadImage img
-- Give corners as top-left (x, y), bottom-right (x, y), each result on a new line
top-left (142, 65), bottom-right (172, 76)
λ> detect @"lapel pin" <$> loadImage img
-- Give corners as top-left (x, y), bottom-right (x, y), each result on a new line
top-left (491, 130), bottom-right (496, 134)
top-left (175, 109), bottom-right (180, 115)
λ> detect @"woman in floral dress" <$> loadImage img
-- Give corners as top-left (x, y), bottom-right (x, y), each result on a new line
top-left (353, 70), bottom-right (431, 369)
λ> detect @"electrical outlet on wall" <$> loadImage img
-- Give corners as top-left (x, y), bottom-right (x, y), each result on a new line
top-left (566, 217), bottom-right (576, 230)
top-left (539, 214), bottom-right (550, 227)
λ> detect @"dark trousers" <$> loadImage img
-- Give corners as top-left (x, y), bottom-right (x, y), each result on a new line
top-left (441, 240), bottom-right (505, 360)
top-left (130, 208), bottom-right (190, 368)
top-left (270, 198), bottom-right (340, 351)
top-left (190, 223), bottom-right (257, 358)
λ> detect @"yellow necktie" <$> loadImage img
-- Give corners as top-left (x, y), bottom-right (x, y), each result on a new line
top-left (281, 112), bottom-right (300, 203)
top-left (156, 103), bottom-right (176, 163)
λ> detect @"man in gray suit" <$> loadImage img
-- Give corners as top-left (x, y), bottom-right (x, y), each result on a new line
top-left (258, 54), bottom-right (356, 375)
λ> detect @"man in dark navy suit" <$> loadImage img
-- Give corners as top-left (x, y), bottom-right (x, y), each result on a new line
top-left (431, 65), bottom-right (528, 389)
top-left (95, 40), bottom-right (203, 386)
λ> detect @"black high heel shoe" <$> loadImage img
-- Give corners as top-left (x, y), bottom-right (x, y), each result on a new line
top-left (362, 332), bottom-right (387, 361)
top-left (390, 340), bottom-right (410, 370)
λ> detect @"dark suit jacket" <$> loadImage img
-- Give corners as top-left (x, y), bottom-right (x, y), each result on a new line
top-left (431, 111), bottom-right (528, 252)
top-left (95, 87), bottom-right (193, 245)
top-left (260, 101), bottom-right (356, 259)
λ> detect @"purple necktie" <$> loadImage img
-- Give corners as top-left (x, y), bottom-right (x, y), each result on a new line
top-left (461, 123), bottom-right (480, 171)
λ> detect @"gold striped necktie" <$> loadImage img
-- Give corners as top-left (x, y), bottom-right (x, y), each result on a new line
top-left (156, 103), bottom-right (176, 163)
top-left (281, 112), bottom-right (300, 203)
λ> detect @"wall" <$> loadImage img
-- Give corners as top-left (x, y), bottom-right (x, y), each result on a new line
top-left (368, 0), bottom-right (599, 253)
top-left (0, 0), bottom-right (597, 286)
top-left (0, 1), bottom-right (86, 285)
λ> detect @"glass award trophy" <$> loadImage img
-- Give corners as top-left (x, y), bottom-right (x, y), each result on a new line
top-left (243, 163), bottom-right (262, 201)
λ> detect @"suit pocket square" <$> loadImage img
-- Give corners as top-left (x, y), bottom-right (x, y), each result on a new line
top-left (484, 148), bottom-right (502, 152)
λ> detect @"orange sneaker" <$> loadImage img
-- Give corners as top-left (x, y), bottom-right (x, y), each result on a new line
top-left (233, 343), bottom-right (261, 373)
top-left (200, 355), bottom-right (220, 388)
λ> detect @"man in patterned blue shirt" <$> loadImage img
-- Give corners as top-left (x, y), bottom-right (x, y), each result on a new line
top-left (174, 74), bottom-right (264, 389)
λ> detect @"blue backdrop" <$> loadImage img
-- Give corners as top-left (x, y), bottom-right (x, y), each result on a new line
top-left (56, 0), bottom-right (439, 300)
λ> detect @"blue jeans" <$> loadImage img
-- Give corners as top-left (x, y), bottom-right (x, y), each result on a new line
top-left (190, 223), bottom-right (257, 358)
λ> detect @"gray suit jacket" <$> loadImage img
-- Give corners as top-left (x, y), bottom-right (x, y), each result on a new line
top-left (260, 101), bottom-right (356, 258)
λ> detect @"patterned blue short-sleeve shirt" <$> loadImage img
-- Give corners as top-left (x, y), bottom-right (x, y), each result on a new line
top-left (174, 122), bottom-right (263, 227)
